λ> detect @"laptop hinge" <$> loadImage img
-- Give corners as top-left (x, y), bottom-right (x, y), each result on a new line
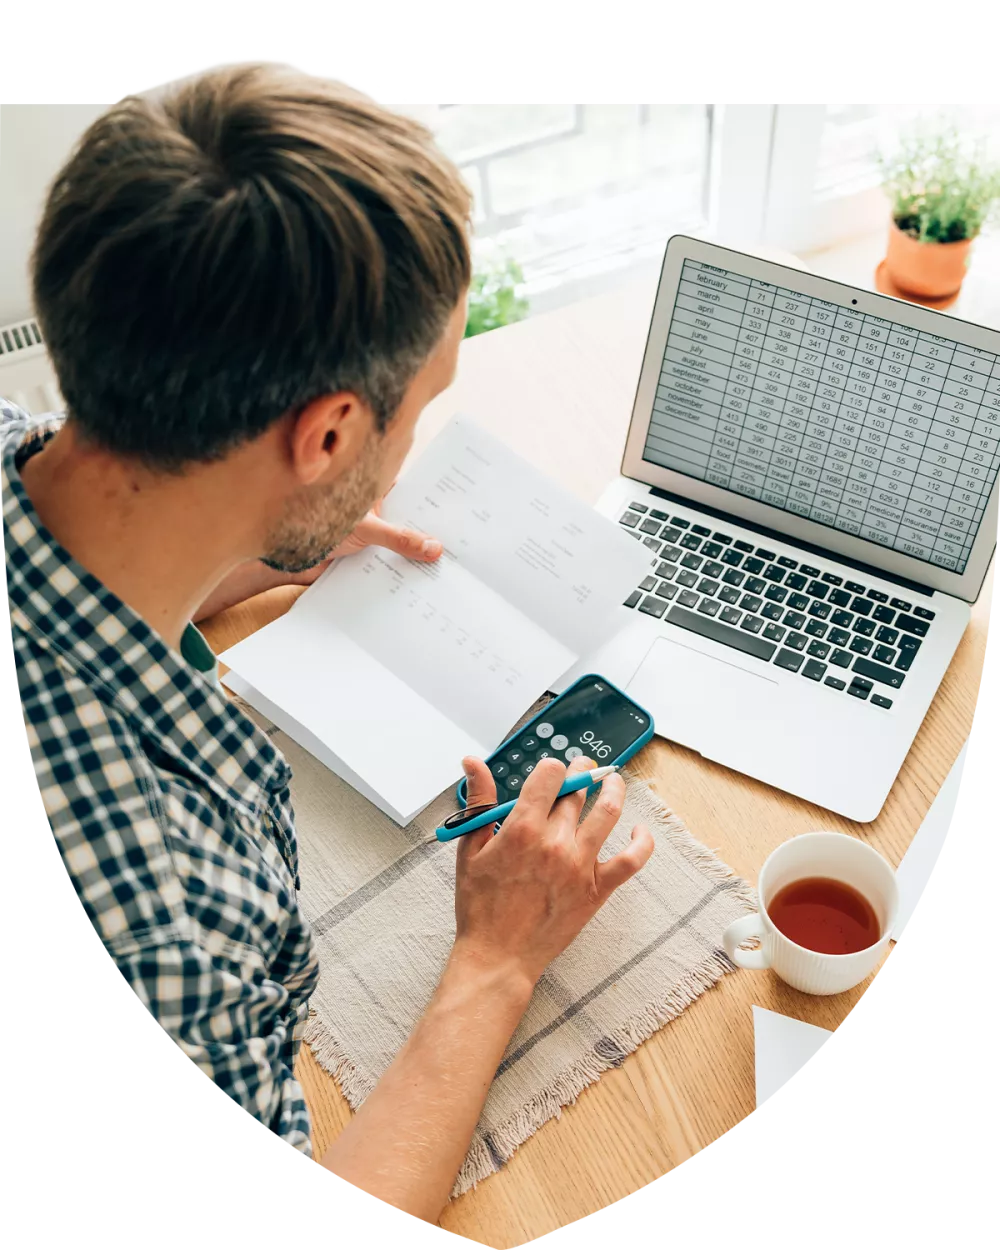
top-left (648, 485), bottom-right (936, 597)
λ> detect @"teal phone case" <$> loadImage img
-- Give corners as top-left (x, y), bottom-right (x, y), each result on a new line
top-left (454, 673), bottom-right (655, 807)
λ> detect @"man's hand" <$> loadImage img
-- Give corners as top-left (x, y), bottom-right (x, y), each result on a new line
top-left (194, 497), bottom-right (441, 621)
top-left (453, 754), bottom-right (654, 990)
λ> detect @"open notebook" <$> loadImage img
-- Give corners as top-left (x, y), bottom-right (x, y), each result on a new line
top-left (221, 417), bottom-right (651, 823)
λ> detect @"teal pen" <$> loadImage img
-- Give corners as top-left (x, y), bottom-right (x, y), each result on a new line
top-left (435, 765), bottom-right (619, 842)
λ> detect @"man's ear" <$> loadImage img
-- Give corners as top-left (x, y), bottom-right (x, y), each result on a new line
top-left (287, 393), bottom-right (373, 485)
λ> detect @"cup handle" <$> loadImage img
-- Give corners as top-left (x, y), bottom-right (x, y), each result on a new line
top-left (723, 912), bottom-right (770, 971)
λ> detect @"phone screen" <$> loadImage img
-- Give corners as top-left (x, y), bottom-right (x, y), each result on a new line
top-left (485, 677), bottom-right (650, 803)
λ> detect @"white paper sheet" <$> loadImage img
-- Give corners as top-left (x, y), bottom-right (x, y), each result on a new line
top-left (891, 742), bottom-right (968, 941)
top-left (753, 1005), bottom-right (832, 1107)
top-left (220, 416), bottom-right (650, 823)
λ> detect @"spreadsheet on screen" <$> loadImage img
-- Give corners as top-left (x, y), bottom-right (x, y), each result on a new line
top-left (644, 259), bottom-right (1000, 574)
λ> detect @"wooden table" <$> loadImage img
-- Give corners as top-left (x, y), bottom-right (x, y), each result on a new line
top-left (202, 272), bottom-right (994, 1248)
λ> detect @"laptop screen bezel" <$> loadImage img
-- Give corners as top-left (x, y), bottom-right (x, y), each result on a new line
top-left (621, 234), bottom-right (998, 603)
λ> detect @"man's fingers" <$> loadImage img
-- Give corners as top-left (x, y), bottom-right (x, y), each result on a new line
top-left (574, 771), bottom-right (626, 855)
top-left (513, 756), bottom-right (568, 827)
top-left (594, 824), bottom-right (654, 896)
top-left (455, 757), bottom-right (497, 861)
top-left (357, 515), bottom-right (442, 561)
top-left (550, 754), bottom-right (596, 830)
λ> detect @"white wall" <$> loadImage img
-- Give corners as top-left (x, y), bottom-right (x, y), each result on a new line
top-left (0, 60), bottom-right (370, 325)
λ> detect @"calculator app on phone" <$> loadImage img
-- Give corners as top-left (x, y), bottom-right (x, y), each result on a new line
top-left (483, 676), bottom-right (651, 804)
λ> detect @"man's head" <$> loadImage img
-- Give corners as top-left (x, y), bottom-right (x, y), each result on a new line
top-left (31, 63), bottom-right (472, 570)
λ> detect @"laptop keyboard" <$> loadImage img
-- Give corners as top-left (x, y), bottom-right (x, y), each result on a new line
top-left (619, 500), bottom-right (936, 710)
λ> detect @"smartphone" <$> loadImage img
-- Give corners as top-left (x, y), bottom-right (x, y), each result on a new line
top-left (456, 674), bottom-right (655, 807)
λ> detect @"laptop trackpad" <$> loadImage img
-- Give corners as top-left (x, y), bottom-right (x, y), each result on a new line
top-left (627, 636), bottom-right (777, 750)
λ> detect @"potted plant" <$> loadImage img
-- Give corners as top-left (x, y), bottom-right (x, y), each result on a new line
top-left (875, 124), bottom-right (1000, 308)
top-left (464, 255), bottom-right (529, 338)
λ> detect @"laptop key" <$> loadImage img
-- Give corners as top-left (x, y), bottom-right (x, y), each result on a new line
top-left (692, 524), bottom-right (712, 537)
top-left (829, 588), bottom-right (852, 607)
top-left (876, 626), bottom-right (898, 645)
top-left (722, 548), bottom-right (743, 567)
top-left (639, 595), bottom-right (666, 619)
top-left (639, 576), bottom-right (657, 592)
top-left (639, 518), bottom-right (661, 535)
top-left (828, 627), bottom-right (850, 647)
top-left (867, 589), bottom-right (889, 603)
top-left (650, 509), bottom-right (670, 521)
top-left (852, 657), bottom-right (905, 689)
top-left (777, 555), bottom-right (798, 569)
top-left (697, 597), bottom-right (722, 617)
top-left (661, 526), bottom-right (682, 544)
top-left (851, 597), bottom-right (872, 616)
top-left (807, 580), bottom-right (827, 599)
top-left (845, 580), bottom-right (866, 593)
top-left (657, 581), bottom-right (679, 600)
top-left (723, 568), bottom-right (745, 586)
top-left (874, 644), bottom-right (896, 664)
top-left (624, 591), bottom-right (642, 608)
top-left (787, 592), bottom-right (810, 611)
top-left (895, 613), bottom-right (929, 637)
top-left (774, 648), bottom-right (804, 673)
top-left (850, 635), bottom-right (873, 655)
top-left (825, 676), bottom-right (847, 691)
top-left (681, 533), bottom-right (701, 550)
top-left (703, 561), bottom-right (725, 579)
top-left (630, 501), bottom-right (649, 513)
top-left (784, 611), bottom-right (806, 630)
top-left (718, 585), bottom-right (741, 604)
top-left (762, 603), bottom-right (784, 621)
top-left (741, 614), bottom-right (765, 635)
top-left (667, 605), bottom-right (777, 661)
top-left (697, 578), bottom-right (720, 597)
top-left (786, 632), bottom-right (808, 651)
top-left (702, 542), bottom-right (723, 559)
top-left (891, 597), bottom-right (912, 611)
top-left (681, 553), bottom-right (703, 570)
top-left (620, 511), bottom-right (641, 528)
top-left (807, 641), bottom-right (830, 660)
top-left (734, 539), bottom-right (754, 552)
top-left (800, 565), bottom-right (821, 577)
top-left (873, 605), bottom-right (895, 624)
top-left (720, 605), bottom-right (742, 624)
top-left (830, 649), bottom-right (853, 668)
top-left (763, 622), bottom-right (785, 642)
top-left (656, 560), bottom-right (678, 578)
top-left (831, 609), bottom-right (853, 628)
top-left (764, 564), bottom-right (785, 582)
top-left (847, 680), bottom-right (872, 701)
top-left (805, 619), bottom-right (827, 638)
top-left (803, 659), bottom-right (828, 681)
top-left (740, 594), bottom-right (763, 613)
top-left (785, 572), bottom-right (808, 590)
top-left (871, 694), bottom-right (893, 709)
top-left (756, 548), bottom-right (776, 560)
top-left (743, 557), bottom-right (765, 575)
top-left (853, 617), bottom-right (875, 636)
top-left (676, 569), bottom-right (699, 587)
top-left (764, 584), bottom-right (787, 602)
top-left (821, 572), bottom-right (843, 586)
top-left (808, 600), bottom-right (831, 619)
top-left (643, 537), bottom-right (662, 553)
top-left (678, 589), bottom-right (699, 607)
top-left (745, 577), bottom-right (767, 595)
top-left (671, 515), bottom-right (690, 528)
top-left (713, 532), bottom-right (733, 545)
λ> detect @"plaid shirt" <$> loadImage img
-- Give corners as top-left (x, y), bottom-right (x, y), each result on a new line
top-left (3, 399), bottom-right (318, 1153)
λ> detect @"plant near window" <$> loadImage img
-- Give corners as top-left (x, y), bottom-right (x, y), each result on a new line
top-left (464, 256), bottom-right (529, 338)
top-left (874, 123), bottom-right (1000, 308)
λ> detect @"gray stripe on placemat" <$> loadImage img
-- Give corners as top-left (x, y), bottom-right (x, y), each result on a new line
top-left (311, 837), bottom-right (445, 936)
top-left (495, 878), bottom-right (740, 1077)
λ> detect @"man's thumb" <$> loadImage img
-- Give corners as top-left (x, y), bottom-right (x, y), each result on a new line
top-left (456, 757), bottom-right (498, 858)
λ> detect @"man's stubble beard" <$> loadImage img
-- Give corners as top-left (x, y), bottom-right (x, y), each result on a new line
top-left (260, 429), bottom-right (382, 574)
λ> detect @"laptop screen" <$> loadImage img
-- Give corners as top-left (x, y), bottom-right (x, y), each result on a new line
top-left (642, 258), bottom-right (1000, 575)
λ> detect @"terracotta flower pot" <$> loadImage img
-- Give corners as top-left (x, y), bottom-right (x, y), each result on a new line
top-left (881, 218), bottom-right (973, 301)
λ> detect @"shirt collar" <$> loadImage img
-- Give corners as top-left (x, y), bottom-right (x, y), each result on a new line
top-left (3, 422), bottom-right (289, 818)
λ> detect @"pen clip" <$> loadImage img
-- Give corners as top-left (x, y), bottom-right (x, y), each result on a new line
top-left (440, 802), bottom-right (498, 832)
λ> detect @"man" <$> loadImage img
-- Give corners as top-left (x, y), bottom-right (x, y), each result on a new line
top-left (3, 64), bottom-right (653, 1221)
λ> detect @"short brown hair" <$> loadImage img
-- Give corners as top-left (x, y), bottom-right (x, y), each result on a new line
top-left (31, 64), bottom-right (472, 469)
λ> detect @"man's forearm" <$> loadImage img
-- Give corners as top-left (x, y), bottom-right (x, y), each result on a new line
top-left (320, 942), bottom-right (534, 1221)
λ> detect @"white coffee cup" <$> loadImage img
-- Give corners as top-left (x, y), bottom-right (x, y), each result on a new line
top-left (722, 831), bottom-right (898, 996)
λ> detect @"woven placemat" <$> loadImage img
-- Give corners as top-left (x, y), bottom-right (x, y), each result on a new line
top-left (244, 704), bottom-right (757, 1194)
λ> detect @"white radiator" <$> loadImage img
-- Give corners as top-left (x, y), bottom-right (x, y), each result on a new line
top-left (0, 317), bottom-right (64, 416)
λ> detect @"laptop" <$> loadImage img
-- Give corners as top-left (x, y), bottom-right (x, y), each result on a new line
top-left (554, 235), bottom-right (998, 822)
